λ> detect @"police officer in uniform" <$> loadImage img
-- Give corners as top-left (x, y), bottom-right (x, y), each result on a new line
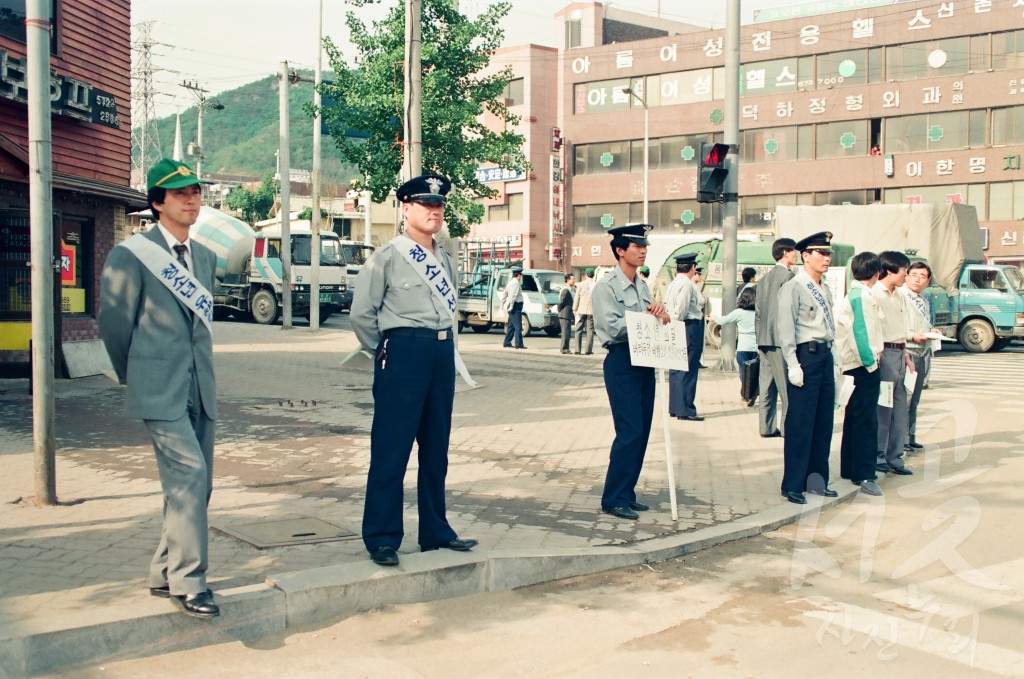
top-left (502, 266), bottom-right (526, 349)
top-left (592, 224), bottom-right (670, 520)
top-left (350, 174), bottom-right (477, 566)
top-left (663, 252), bottom-right (704, 421)
top-left (777, 231), bottom-right (839, 504)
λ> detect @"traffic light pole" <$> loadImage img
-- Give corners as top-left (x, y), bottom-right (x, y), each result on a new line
top-left (717, 0), bottom-right (740, 372)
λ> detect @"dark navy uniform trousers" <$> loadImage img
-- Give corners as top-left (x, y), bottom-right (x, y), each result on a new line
top-left (362, 329), bottom-right (458, 552)
top-left (669, 319), bottom-right (703, 417)
top-left (782, 342), bottom-right (835, 493)
top-left (601, 343), bottom-right (656, 508)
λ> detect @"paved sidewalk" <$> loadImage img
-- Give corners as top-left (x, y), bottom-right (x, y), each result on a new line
top-left (0, 322), bottom-right (854, 676)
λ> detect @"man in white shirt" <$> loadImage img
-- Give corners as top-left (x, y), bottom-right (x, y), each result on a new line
top-left (872, 251), bottom-right (928, 476)
top-left (901, 261), bottom-right (938, 451)
top-left (663, 253), bottom-right (705, 421)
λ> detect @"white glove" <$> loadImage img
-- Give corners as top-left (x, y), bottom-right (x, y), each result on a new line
top-left (788, 364), bottom-right (804, 388)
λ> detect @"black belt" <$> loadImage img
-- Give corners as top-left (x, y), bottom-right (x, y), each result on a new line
top-left (606, 342), bottom-right (629, 352)
top-left (385, 327), bottom-right (452, 341)
top-left (883, 342), bottom-right (905, 349)
top-left (684, 319), bottom-right (703, 324)
top-left (797, 340), bottom-right (832, 353)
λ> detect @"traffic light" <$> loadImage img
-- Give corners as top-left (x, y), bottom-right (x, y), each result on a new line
top-left (697, 142), bottom-right (729, 203)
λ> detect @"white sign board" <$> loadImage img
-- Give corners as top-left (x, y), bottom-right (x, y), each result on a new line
top-left (625, 310), bottom-right (689, 370)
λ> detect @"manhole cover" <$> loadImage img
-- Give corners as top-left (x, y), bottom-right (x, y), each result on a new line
top-left (214, 517), bottom-right (358, 548)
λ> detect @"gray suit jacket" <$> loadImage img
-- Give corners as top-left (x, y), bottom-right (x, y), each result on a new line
top-left (99, 226), bottom-right (217, 421)
top-left (754, 263), bottom-right (794, 348)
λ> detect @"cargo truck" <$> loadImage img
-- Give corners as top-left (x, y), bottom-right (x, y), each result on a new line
top-left (774, 203), bottom-right (1024, 352)
top-left (457, 265), bottom-right (564, 336)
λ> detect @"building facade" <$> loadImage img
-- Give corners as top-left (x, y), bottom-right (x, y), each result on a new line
top-left (553, 0), bottom-right (1024, 273)
top-left (0, 0), bottom-right (144, 373)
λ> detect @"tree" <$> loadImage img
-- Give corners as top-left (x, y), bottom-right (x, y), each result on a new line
top-left (226, 173), bottom-right (279, 225)
top-left (320, 0), bottom-right (527, 238)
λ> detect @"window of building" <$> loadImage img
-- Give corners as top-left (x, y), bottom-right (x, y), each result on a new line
top-left (0, 209), bottom-right (31, 320)
top-left (502, 78), bottom-right (525, 107)
top-left (565, 18), bottom-right (581, 49)
top-left (884, 111), bottom-right (970, 153)
top-left (814, 190), bottom-right (870, 206)
top-left (0, 0), bottom-right (59, 50)
top-left (507, 193), bottom-right (524, 221)
top-left (741, 126), bottom-right (798, 163)
top-left (987, 181), bottom-right (1024, 221)
top-left (815, 120), bottom-right (869, 158)
top-left (991, 106), bottom-right (1024, 146)
top-left (487, 203), bottom-right (509, 222)
top-left (816, 49), bottom-right (874, 89)
top-left (574, 140), bottom-right (631, 175)
top-left (886, 37), bottom-right (970, 81)
top-left (992, 30), bottom-right (1024, 70)
top-left (883, 184), bottom-right (973, 210)
top-left (970, 34), bottom-right (991, 71)
top-left (573, 203), bottom-right (631, 235)
top-left (969, 109), bottom-right (987, 148)
top-left (59, 216), bottom-right (93, 316)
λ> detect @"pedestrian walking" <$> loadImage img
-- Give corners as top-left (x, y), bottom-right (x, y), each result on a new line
top-left (712, 286), bottom-right (757, 401)
top-left (777, 231), bottom-right (838, 504)
top-left (592, 224), bottom-right (670, 520)
top-left (502, 266), bottom-right (526, 349)
top-left (558, 273), bottom-right (575, 354)
top-left (663, 252), bottom-right (704, 421)
top-left (350, 174), bottom-right (477, 567)
top-left (872, 250), bottom-right (918, 477)
top-left (755, 238), bottom-right (797, 437)
top-left (901, 261), bottom-right (938, 452)
top-left (835, 252), bottom-right (885, 497)
top-left (99, 158), bottom-right (220, 619)
top-left (573, 268), bottom-right (596, 354)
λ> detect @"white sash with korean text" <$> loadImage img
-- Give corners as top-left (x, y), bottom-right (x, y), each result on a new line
top-left (806, 280), bottom-right (835, 338)
top-left (121, 234), bottom-right (214, 329)
top-left (394, 235), bottom-right (477, 388)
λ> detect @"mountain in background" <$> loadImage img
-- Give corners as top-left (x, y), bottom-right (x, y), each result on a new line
top-left (135, 72), bottom-right (362, 184)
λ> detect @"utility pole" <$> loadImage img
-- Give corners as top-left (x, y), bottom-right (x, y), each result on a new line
top-left (717, 0), bottom-right (741, 371)
top-left (403, 0), bottom-right (422, 180)
top-left (131, 21), bottom-right (162, 190)
top-left (309, 0), bottom-right (324, 332)
top-left (27, 0), bottom-right (56, 505)
top-left (181, 80), bottom-right (224, 181)
top-left (279, 61), bottom-right (293, 329)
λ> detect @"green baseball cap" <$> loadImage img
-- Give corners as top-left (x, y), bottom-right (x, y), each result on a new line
top-left (147, 158), bottom-right (200, 191)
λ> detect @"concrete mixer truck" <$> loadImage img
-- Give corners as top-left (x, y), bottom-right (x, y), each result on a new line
top-left (188, 207), bottom-right (346, 324)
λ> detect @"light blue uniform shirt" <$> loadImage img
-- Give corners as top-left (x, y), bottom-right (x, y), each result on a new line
top-left (350, 238), bottom-right (455, 351)
top-left (593, 265), bottom-right (652, 347)
top-left (777, 270), bottom-right (835, 367)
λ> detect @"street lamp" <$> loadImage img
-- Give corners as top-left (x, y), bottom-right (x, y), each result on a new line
top-left (623, 87), bottom-right (649, 225)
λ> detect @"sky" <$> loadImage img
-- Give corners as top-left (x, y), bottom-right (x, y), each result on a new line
top-left (131, 0), bottom-right (807, 118)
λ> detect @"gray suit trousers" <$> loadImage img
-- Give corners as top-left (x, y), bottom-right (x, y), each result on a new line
top-left (758, 347), bottom-right (788, 436)
top-left (145, 377), bottom-right (215, 596)
top-left (907, 352), bottom-right (930, 439)
top-left (876, 347), bottom-right (909, 469)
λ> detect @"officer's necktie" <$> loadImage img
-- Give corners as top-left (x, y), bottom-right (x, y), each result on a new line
top-left (173, 243), bottom-right (189, 270)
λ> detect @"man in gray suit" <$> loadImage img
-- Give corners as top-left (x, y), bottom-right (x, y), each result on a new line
top-left (754, 238), bottom-right (797, 437)
top-left (99, 158), bottom-right (220, 619)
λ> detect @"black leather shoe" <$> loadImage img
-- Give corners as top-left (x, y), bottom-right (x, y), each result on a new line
top-left (561, 349), bottom-right (571, 354)
top-left (809, 488), bottom-right (839, 498)
top-left (782, 491), bottom-right (807, 505)
top-left (888, 465), bottom-right (913, 476)
top-left (680, 415), bottom-right (705, 421)
top-left (602, 505), bottom-right (639, 520)
top-left (628, 501), bottom-right (650, 512)
top-left (875, 463), bottom-right (891, 473)
top-left (171, 590), bottom-right (219, 619)
top-left (906, 439), bottom-right (924, 450)
top-left (421, 538), bottom-right (478, 552)
top-left (149, 585), bottom-right (171, 598)
top-left (369, 546), bottom-right (400, 566)
top-left (761, 431), bottom-right (782, 438)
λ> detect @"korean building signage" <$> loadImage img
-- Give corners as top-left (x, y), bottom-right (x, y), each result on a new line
top-left (0, 48), bottom-right (121, 129)
top-left (475, 166), bottom-right (526, 184)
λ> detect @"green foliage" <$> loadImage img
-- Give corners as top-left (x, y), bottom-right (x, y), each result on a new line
top-left (134, 74), bottom-right (361, 182)
top-left (226, 173), bottom-right (280, 224)
top-left (320, 0), bottom-right (527, 238)
top-left (297, 207), bottom-right (330, 220)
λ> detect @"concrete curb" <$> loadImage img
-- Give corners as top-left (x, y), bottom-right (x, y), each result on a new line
top-left (0, 487), bottom-right (857, 677)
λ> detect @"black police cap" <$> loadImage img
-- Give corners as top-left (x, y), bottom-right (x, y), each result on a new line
top-left (396, 174), bottom-right (451, 205)
top-left (674, 252), bottom-right (698, 264)
top-left (607, 223), bottom-right (653, 246)
top-left (795, 230), bottom-right (833, 253)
